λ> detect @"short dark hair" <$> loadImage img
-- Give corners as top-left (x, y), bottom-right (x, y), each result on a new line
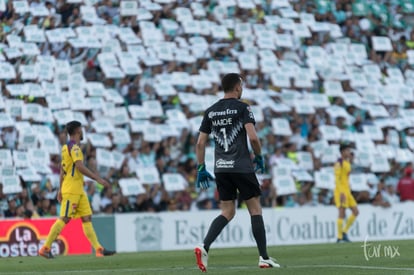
top-left (66, 120), bottom-right (82, 136)
top-left (221, 73), bottom-right (243, 93)
top-left (339, 144), bottom-right (351, 153)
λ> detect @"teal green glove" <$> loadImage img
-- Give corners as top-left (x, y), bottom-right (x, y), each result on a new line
top-left (253, 155), bottom-right (265, 173)
top-left (195, 164), bottom-right (213, 189)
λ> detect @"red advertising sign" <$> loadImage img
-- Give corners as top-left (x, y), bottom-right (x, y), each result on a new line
top-left (0, 218), bottom-right (92, 257)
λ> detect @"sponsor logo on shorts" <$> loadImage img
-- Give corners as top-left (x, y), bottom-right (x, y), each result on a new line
top-left (216, 159), bottom-right (235, 168)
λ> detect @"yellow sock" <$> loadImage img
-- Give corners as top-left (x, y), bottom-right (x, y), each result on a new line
top-left (44, 219), bottom-right (66, 249)
top-left (82, 222), bottom-right (101, 250)
top-left (343, 214), bottom-right (356, 234)
top-left (337, 219), bottom-right (343, 239)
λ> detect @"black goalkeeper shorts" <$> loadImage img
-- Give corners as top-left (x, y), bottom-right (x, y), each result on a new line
top-left (215, 172), bottom-right (261, 201)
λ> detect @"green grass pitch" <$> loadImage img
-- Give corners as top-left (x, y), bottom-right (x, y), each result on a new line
top-left (1, 240), bottom-right (413, 275)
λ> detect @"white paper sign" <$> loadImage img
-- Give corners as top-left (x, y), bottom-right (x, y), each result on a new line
top-left (111, 151), bottom-right (125, 170)
top-left (314, 171), bottom-right (335, 190)
top-left (363, 125), bottom-right (384, 141)
top-left (274, 158), bottom-right (298, 170)
top-left (162, 173), bottom-right (187, 192)
top-left (270, 72), bottom-right (291, 88)
top-left (91, 119), bottom-right (115, 134)
top-left (1, 176), bottom-right (22, 194)
top-left (119, 178), bottom-right (146, 196)
top-left (297, 152), bottom-right (314, 170)
top-left (19, 132), bottom-right (37, 151)
top-left (292, 170), bottom-right (314, 182)
top-left (13, 1), bottom-right (29, 14)
top-left (96, 148), bottom-right (113, 168)
top-left (354, 151), bottom-right (372, 168)
top-left (319, 125), bottom-right (341, 141)
top-left (370, 154), bottom-right (390, 173)
top-left (271, 118), bottom-right (292, 136)
top-left (28, 149), bottom-right (49, 165)
top-left (39, 137), bottom-right (60, 155)
top-left (87, 133), bottom-right (112, 148)
top-left (1, 166), bottom-right (15, 178)
top-left (112, 128), bottom-right (132, 145)
top-left (18, 168), bottom-right (41, 182)
top-left (294, 101), bottom-right (315, 114)
top-left (120, 1), bottom-right (138, 16)
top-left (143, 124), bottom-right (162, 142)
top-left (143, 100), bottom-right (164, 117)
top-left (0, 0), bottom-right (5, 11)
top-left (372, 36), bottom-right (392, 51)
top-left (323, 81), bottom-right (343, 96)
top-left (0, 112), bottom-right (15, 128)
top-left (321, 145), bottom-right (340, 164)
top-left (0, 62), bottom-right (17, 79)
top-left (272, 169), bottom-right (296, 195)
top-left (13, 151), bottom-right (29, 168)
top-left (365, 104), bottom-right (390, 117)
top-left (46, 174), bottom-right (60, 188)
top-left (136, 166), bottom-right (161, 184)
top-left (395, 148), bottom-right (413, 163)
top-left (350, 174), bottom-right (369, 191)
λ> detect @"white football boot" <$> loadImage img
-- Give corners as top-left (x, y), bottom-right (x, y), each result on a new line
top-left (258, 256), bottom-right (280, 268)
top-left (194, 245), bottom-right (208, 272)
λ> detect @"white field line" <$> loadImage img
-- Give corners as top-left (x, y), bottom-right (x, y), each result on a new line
top-left (2, 264), bottom-right (414, 274)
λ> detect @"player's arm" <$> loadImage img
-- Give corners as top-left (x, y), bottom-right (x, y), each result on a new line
top-left (334, 163), bottom-right (341, 186)
top-left (245, 123), bottom-right (261, 156)
top-left (334, 163), bottom-right (346, 203)
top-left (59, 168), bottom-right (64, 187)
top-left (57, 168), bottom-right (65, 202)
top-left (196, 132), bottom-right (209, 165)
top-left (74, 160), bottom-right (110, 188)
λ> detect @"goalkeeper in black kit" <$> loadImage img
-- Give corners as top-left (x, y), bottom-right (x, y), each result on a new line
top-left (193, 73), bottom-right (280, 272)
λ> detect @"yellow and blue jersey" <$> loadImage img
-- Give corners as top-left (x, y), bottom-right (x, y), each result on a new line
top-left (334, 158), bottom-right (351, 192)
top-left (61, 140), bottom-right (84, 195)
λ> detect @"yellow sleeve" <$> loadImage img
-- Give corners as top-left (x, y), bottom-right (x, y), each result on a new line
top-left (70, 144), bottom-right (83, 163)
top-left (334, 162), bottom-right (341, 187)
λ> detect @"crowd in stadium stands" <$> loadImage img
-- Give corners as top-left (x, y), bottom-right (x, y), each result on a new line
top-left (2, 0), bottom-right (414, 219)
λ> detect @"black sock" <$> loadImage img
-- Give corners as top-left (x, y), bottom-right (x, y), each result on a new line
top-left (251, 215), bottom-right (268, 259)
top-left (203, 215), bottom-right (228, 252)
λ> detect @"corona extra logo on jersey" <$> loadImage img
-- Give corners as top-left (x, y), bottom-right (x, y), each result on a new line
top-left (208, 109), bottom-right (238, 119)
top-left (0, 219), bottom-right (92, 257)
top-left (0, 223), bottom-right (66, 257)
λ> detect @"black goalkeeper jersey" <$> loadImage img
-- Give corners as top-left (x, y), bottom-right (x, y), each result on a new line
top-left (199, 98), bottom-right (256, 173)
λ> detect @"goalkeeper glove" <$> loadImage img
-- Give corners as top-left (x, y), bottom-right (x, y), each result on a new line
top-left (195, 164), bottom-right (213, 189)
top-left (253, 155), bottom-right (265, 173)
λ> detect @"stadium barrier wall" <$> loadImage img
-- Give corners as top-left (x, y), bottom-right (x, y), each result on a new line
top-left (0, 218), bottom-right (92, 257)
top-left (115, 202), bottom-right (414, 252)
top-left (1, 203), bottom-right (413, 256)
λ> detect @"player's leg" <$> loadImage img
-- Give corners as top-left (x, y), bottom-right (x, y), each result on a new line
top-left (336, 207), bottom-right (346, 242)
top-left (78, 193), bottom-right (115, 257)
top-left (195, 200), bottom-right (234, 272)
top-left (39, 195), bottom-right (73, 258)
top-left (195, 173), bottom-right (236, 272)
top-left (201, 173), bottom-right (236, 252)
top-left (203, 199), bottom-right (235, 251)
top-left (342, 195), bottom-right (359, 242)
top-left (241, 173), bottom-right (279, 268)
top-left (334, 190), bottom-right (346, 242)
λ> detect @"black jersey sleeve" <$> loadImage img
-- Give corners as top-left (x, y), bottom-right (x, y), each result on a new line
top-left (242, 104), bottom-right (256, 125)
top-left (199, 109), bottom-right (211, 134)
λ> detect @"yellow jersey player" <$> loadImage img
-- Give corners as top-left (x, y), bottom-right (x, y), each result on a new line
top-left (334, 144), bottom-right (359, 243)
top-left (39, 121), bottom-right (115, 258)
